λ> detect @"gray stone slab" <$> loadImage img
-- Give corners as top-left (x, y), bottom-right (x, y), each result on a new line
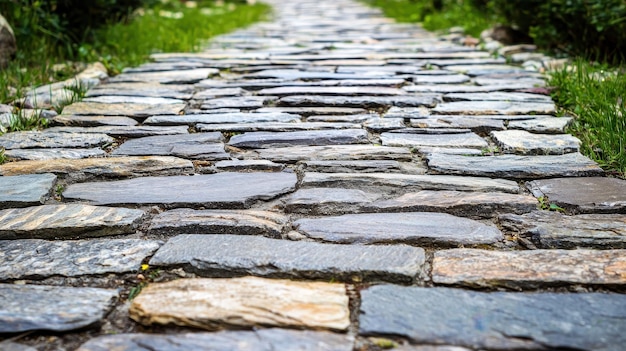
top-left (384, 106), bottom-right (430, 119)
top-left (527, 177), bottom-right (626, 213)
top-left (410, 117), bottom-right (504, 133)
top-left (256, 107), bottom-right (368, 116)
top-left (85, 83), bottom-right (194, 100)
top-left (149, 209), bottom-right (288, 237)
top-left (417, 147), bottom-right (483, 155)
top-left (3, 148), bottom-right (107, 160)
top-left (508, 117), bottom-right (573, 134)
top-left (229, 129), bottom-right (369, 149)
top-left (279, 95), bottom-right (440, 108)
top-left (307, 114), bottom-right (376, 123)
top-left (426, 153), bottom-right (604, 179)
top-left (257, 86), bottom-right (406, 96)
top-left (0, 342), bottom-right (37, 351)
top-left (144, 112), bottom-right (301, 126)
top-left (62, 102), bottom-right (186, 118)
top-left (0, 284), bottom-right (117, 333)
top-left (108, 68), bottom-right (218, 84)
top-left (444, 92), bottom-right (552, 102)
top-left (492, 130), bottom-right (580, 155)
top-left (63, 172), bottom-right (297, 208)
top-left (252, 145), bottom-right (413, 163)
top-left (381, 132), bottom-right (488, 148)
top-left (52, 115), bottom-right (139, 127)
top-left (284, 188), bottom-right (381, 215)
top-left (298, 160), bottom-right (413, 173)
top-left (412, 74), bottom-right (470, 84)
top-left (83, 96), bottom-right (184, 105)
top-left (248, 69), bottom-right (390, 80)
top-left (0, 131), bottom-right (114, 149)
top-left (433, 101), bottom-right (556, 115)
top-left (150, 234), bottom-right (425, 283)
top-left (46, 125), bottom-right (189, 138)
top-left (122, 61), bottom-right (207, 72)
top-left (404, 84), bottom-right (535, 93)
top-left (193, 87), bottom-right (246, 99)
top-left (76, 329), bottom-right (354, 351)
top-left (474, 77), bottom-right (545, 87)
top-left (112, 133), bottom-right (227, 159)
top-left (500, 211), bottom-right (626, 249)
top-left (214, 159), bottom-right (284, 172)
top-left (359, 286), bottom-right (626, 351)
top-left (198, 122), bottom-right (361, 133)
top-left (363, 118), bottom-right (406, 132)
top-left (0, 174), bottom-right (56, 209)
top-left (0, 238), bottom-right (161, 279)
top-left (294, 212), bottom-right (502, 246)
top-left (0, 204), bottom-right (144, 239)
top-left (201, 96), bottom-right (276, 110)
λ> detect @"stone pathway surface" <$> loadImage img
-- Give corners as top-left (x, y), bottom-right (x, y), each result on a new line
top-left (1, 0), bottom-right (626, 350)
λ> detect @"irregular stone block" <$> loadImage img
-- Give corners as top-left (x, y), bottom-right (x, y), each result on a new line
top-left (279, 95), bottom-right (439, 108)
top-left (412, 74), bottom-right (470, 84)
top-left (62, 102), bottom-right (186, 118)
top-left (144, 112), bottom-right (301, 125)
top-left (527, 177), bottom-right (626, 213)
top-left (4, 148), bottom-right (107, 161)
top-left (491, 130), bottom-right (580, 155)
top-left (85, 83), bottom-right (194, 100)
top-left (381, 132), bottom-right (488, 149)
top-left (432, 101), bottom-right (555, 115)
top-left (294, 212), bottom-right (503, 246)
top-left (257, 86), bottom-right (406, 96)
top-left (83, 96), bottom-right (184, 105)
top-left (0, 174), bottom-right (56, 209)
top-left (52, 115), bottom-right (139, 127)
top-left (404, 84), bottom-right (534, 93)
top-left (0, 284), bottom-right (117, 333)
top-left (198, 122), bottom-right (361, 133)
top-left (253, 145), bottom-right (412, 163)
top-left (108, 68), bottom-right (218, 84)
top-left (214, 159), bottom-right (284, 172)
top-left (229, 129), bottom-right (369, 149)
top-left (410, 117), bottom-right (504, 133)
top-left (0, 131), bottom-right (113, 149)
top-left (359, 286), bottom-right (626, 350)
top-left (129, 276), bottom-right (350, 331)
top-left (46, 125), bottom-right (189, 138)
top-left (298, 160), bottom-right (411, 173)
top-left (149, 234), bottom-right (426, 283)
top-left (363, 118), bottom-right (406, 132)
top-left (433, 248), bottom-right (626, 288)
top-left (443, 92), bottom-right (552, 102)
top-left (112, 133), bottom-right (228, 159)
top-left (256, 106), bottom-right (368, 116)
top-left (201, 96), bottom-right (275, 110)
top-left (507, 116), bottom-right (573, 134)
top-left (284, 188), bottom-right (381, 215)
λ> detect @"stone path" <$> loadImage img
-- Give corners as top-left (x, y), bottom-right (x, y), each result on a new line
top-left (1, 0), bottom-right (626, 350)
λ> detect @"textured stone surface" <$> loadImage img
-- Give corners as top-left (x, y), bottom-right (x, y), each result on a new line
top-left (279, 95), bottom-right (439, 108)
top-left (229, 129), bottom-right (369, 148)
top-left (83, 96), bottom-right (184, 105)
top-left (3, 148), bottom-right (107, 160)
top-left (108, 68), bottom-right (218, 84)
top-left (0, 204), bottom-right (144, 239)
top-left (46, 125), bottom-right (189, 138)
top-left (149, 209), bottom-right (288, 237)
top-left (144, 112), bottom-right (300, 125)
top-left (381, 132), bottom-right (487, 148)
top-left (426, 153), bottom-right (603, 179)
top-left (0, 239), bottom-right (161, 279)
top-left (359, 286), bottom-right (626, 350)
top-left (508, 117), bottom-right (572, 133)
top-left (85, 83), bottom-right (194, 100)
top-left (0, 342), bottom-right (37, 351)
top-left (62, 102), bottom-right (186, 118)
top-left (500, 211), bottom-right (626, 249)
top-left (433, 248), bottom-right (626, 288)
top-left (0, 131), bottom-right (113, 149)
top-left (257, 86), bottom-right (406, 96)
top-left (76, 329), bottom-right (354, 351)
top-left (432, 101), bottom-right (555, 115)
top-left (52, 115), bottom-right (139, 127)
top-left (253, 145), bottom-right (412, 162)
top-left (0, 156), bottom-right (193, 178)
top-left (491, 130), bottom-right (580, 155)
top-left (410, 116), bottom-right (504, 133)
top-left (294, 212), bottom-right (503, 246)
top-left (201, 96), bottom-right (275, 110)
top-left (112, 133), bottom-right (228, 159)
top-left (443, 92), bottom-right (552, 102)
top-left (129, 277), bottom-right (350, 331)
top-left (150, 234), bottom-right (425, 283)
top-left (63, 172), bottom-right (297, 208)
top-left (0, 284), bottom-right (117, 333)
top-left (284, 188), bottom-right (381, 214)
top-left (527, 177), bottom-right (626, 213)
top-left (0, 174), bottom-right (56, 209)
top-left (256, 106), bottom-right (368, 116)
top-left (198, 122), bottom-right (361, 133)
top-left (299, 160), bottom-right (412, 173)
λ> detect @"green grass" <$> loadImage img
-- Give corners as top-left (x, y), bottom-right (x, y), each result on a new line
top-left (549, 60), bottom-right (626, 177)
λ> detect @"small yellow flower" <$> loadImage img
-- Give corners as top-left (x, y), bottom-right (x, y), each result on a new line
top-left (141, 264), bottom-right (150, 271)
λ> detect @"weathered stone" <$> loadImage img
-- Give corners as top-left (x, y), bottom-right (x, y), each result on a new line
top-left (474, 77), bottom-right (546, 87)
top-left (63, 172), bottom-right (297, 208)
top-left (252, 145), bottom-right (413, 163)
top-left (426, 153), bottom-right (603, 179)
top-left (256, 106), bottom-right (368, 116)
top-left (62, 102), bottom-right (185, 118)
top-left (527, 177), bottom-right (626, 213)
top-left (279, 95), bottom-right (439, 108)
top-left (491, 130), bottom-right (580, 155)
top-left (294, 212), bottom-right (503, 246)
top-left (112, 133), bottom-right (227, 159)
top-left (0, 238), bottom-right (160, 279)
top-left (150, 234), bottom-right (425, 283)
top-left (85, 83), bottom-right (194, 100)
top-left (149, 209), bottom-right (288, 237)
top-left (214, 159), bottom-right (284, 172)
top-left (0, 341), bottom-right (37, 351)
top-left (52, 115), bottom-right (139, 127)
top-left (76, 329), bottom-right (354, 351)
top-left (432, 101), bottom-right (556, 115)
top-left (444, 92), bottom-right (552, 102)
top-left (45, 125), bottom-right (188, 138)
top-left (384, 106), bottom-right (430, 119)
top-left (410, 117), bottom-right (504, 133)
top-left (307, 114), bottom-right (377, 123)
top-left (249, 69), bottom-right (389, 80)
top-left (0, 174), bottom-right (56, 209)
top-left (229, 129), bottom-right (369, 148)
top-left (363, 117), bottom-right (406, 132)
top-left (507, 116), bottom-right (573, 134)
top-left (388, 128), bottom-right (472, 135)
top-left (433, 248), bottom-right (626, 288)
top-left (381, 132), bottom-right (488, 148)
top-left (417, 147), bottom-right (483, 155)
top-left (0, 284), bottom-right (117, 333)
top-left (3, 148), bottom-right (107, 160)
top-left (445, 64), bottom-right (525, 76)
top-left (359, 286), bottom-right (626, 350)
top-left (257, 86), bottom-right (406, 96)
top-left (198, 122), bottom-right (361, 133)
top-left (393, 346), bottom-right (471, 351)
top-left (123, 61), bottom-right (207, 72)
top-left (367, 190), bottom-right (536, 218)
top-left (129, 277), bottom-right (350, 331)
top-left (499, 211), bottom-right (626, 249)
top-left (0, 131), bottom-right (113, 149)
top-left (299, 160), bottom-right (414, 173)
top-left (303, 172), bottom-right (520, 193)
top-left (144, 112), bottom-right (301, 125)
top-left (193, 87), bottom-right (246, 99)
top-left (83, 96), bottom-right (184, 105)
top-left (284, 188), bottom-right (381, 214)
top-left (0, 204), bottom-right (144, 239)
top-left (412, 74), bottom-right (470, 84)
top-left (404, 84), bottom-right (534, 93)
top-left (108, 68), bottom-right (218, 84)
top-left (201, 96), bottom-right (275, 110)
top-left (0, 156), bottom-right (193, 179)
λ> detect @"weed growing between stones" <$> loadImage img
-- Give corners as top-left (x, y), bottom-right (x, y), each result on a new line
top-left (537, 196), bottom-right (565, 213)
top-left (128, 266), bottom-right (161, 300)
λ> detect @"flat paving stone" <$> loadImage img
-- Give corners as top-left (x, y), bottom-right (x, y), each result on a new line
top-left (294, 212), bottom-right (503, 246)
top-left (76, 329), bottom-right (354, 351)
top-left (491, 130), bottom-right (580, 155)
top-left (108, 68), bottom-right (218, 84)
top-left (257, 86), bottom-right (406, 96)
top-left (193, 87), bottom-right (246, 99)
top-left (363, 118), bottom-right (406, 132)
top-left (444, 92), bottom-right (552, 102)
top-left (252, 145), bottom-right (413, 162)
top-left (284, 188), bottom-right (382, 215)
top-left (129, 276), bottom-right (350, 331)
top-left (144, 112), bottom-right (301, 126)
top-left (384, 106), bottom-right (430, 119)
top-left (426, 153), bottom-right (604, 179)
top-left (433, 248), bottom-right (626, 288)
top-left (53, 115), bottom-right (139, 127)
top-left (0, 284), bottom-right (117, 333)
top-left (0, 174), bottom-right (56, 209)
top-left (432, 101), bottom-right (556, 115)
top-left (500, 211), bottom-right (626, 249)
top-left (527, 177), bottom-right (626, 213)
top-left (404, 84), bottom-right (535, 93)
top-left (507, 117), bottom-right (573, 134)
top-left (475, 77), bottom-right (545, 87)
top-left (150, 234), bottom-right (425, 283)
top-left (0, 204), bottom-right (144, 239)
top-left (112, 133), bottom-right (228, 159)
top-left (4, 148), bottom-right (107, 160)
top-left (248, 69), bottom-right (390, 80)
top-left (198, 122), bottom-right (361, 133)
top-left (201, 96), bottom-right (276, 110)
top-left (214, 159), bottom-right (285, 172)
top-left (0, 239), bottom-right (160, 279)
top-left (367, 190), bottom-right (536, 219)
top-left (62, 102), bottom-right (186, 118)
top-left (279, 95), bottom-right (440, 108)
top-left (0, 131), bottom-right (113, 149)
top-left (412, 74), bottom-right (470, 84)
top-left (298, 160), bottom-right (412, 173)
top-left (63, 172), bottom-right (297, 208)
top-left (229, 129), bottom-right (369, 148)
top-left (410, 117), bottom-right (504, 133)
top-left (85, 83), bottom-right (194, 100)
top-left (149, 209), bottom-right (288, 237)
top-left (307, 114), bottom-right (376, 123)
top-left (381, 132), bottom-right (488, 149)
top-left (46, 125), bottom-right (189, 138)
top-left (303, 172), bottom-right (520, 193)
top-left (256, 106), bottom-right (368, 116)
top-left (83, 96), bottom-right (184, 105)
top-left (359, 286), bottom-right (626, 350)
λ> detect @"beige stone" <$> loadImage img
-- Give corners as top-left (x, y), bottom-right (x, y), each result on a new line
top-left (130, 277), bottom-right (350, 331)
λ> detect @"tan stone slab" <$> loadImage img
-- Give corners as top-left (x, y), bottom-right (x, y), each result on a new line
top-left (130, 277), bottom-right (350, 331)
top-left (62, 102), bottom-right (185, 118)
top-left (433, 249), bottom-right (626, 288)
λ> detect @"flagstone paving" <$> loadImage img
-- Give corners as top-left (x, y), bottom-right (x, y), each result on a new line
top-left (1, 0), bottom-right (625, 349)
